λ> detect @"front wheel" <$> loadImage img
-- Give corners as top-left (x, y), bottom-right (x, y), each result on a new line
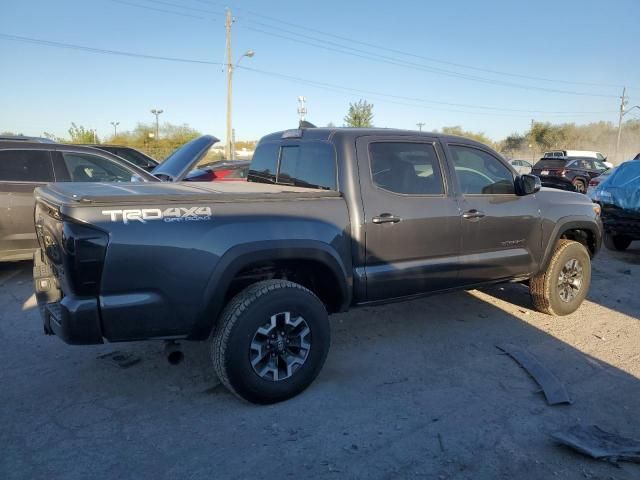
top-left (603, 233), bottom-right (632, 251)
top-left (530, 240), bottom-right (591, 316)
top-left (572, 179), bottom-right (586, 193)
top-left (211, 280), bottom-right (330, 404)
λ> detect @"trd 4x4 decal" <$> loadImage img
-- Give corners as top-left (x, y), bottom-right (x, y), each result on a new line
top-left (102, 206), bottom-right (212, 224)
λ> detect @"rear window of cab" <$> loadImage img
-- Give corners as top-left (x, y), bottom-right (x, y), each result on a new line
top-left (248, 141), bottom-right (337, 190)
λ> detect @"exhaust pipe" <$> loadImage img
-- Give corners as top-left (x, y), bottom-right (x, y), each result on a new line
top-left (164, 341), bottom-right (184, 365)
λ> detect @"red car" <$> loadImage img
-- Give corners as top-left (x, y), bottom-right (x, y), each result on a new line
top-left (185, 160), bottom-right (250, 182)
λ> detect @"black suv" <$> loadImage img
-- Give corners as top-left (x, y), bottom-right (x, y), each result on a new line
top-left (531, 156), bottom-right (609, 193)
top-left (0, 142), bottom-right (156, 262)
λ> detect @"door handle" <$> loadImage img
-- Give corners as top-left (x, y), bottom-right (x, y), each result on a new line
top-left (462, 209), bottom-right (486, 220)
top-left (372, 213), bottom-right (402, 224)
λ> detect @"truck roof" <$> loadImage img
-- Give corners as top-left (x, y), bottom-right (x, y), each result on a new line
top-left (259, 127), bottom-right (492, 149)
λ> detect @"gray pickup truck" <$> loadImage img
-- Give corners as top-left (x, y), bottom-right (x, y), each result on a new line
top-left (33, 128), bottom-right (602, 403)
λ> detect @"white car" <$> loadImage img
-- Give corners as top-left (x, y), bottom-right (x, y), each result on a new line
top-left (544, 149), bottom-right (607, 162)
top-left (508, 159), bottom-right (533, 175)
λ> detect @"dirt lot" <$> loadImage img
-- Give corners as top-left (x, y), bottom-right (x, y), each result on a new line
top-left (1, 246), bottom-right (639, 479)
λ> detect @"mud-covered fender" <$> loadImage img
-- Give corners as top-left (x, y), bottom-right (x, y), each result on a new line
top-left (539, 216), bottom-right (602, 271)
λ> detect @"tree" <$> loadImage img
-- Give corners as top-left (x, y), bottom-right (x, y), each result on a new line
top-left (440, 126), bottom-right (495, 148)
top-left (501, 133), bottom-right (527, 154)
top-left (68, 123), bottom-right (98, 144)
top-left (344, 99), bottom-right (374, 127)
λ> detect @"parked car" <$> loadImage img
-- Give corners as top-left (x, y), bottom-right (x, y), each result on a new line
top-left (587, 167), bottom-right (616, 200)
top-left (33, 128), bottom-right (602, 404)
top-left (0, 142), bottom-right (158, 262)
top-left (85, 145), bottom-right (159, 172)
top-left (531, 156), bottom-right (609, 193)
top-left (544, 150), bottom-right (607, 162)
top-left (592, 160), bottom-right (640, 251)
top-left (634, 152), bottom-right (640, 160)
top-left (185, 160), bottom-right (250, 182)
top-left (508, 159), bottom-right (533, 175)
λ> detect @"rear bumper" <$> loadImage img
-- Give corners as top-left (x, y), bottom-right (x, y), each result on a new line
top-left (34, 248), bottom-right (103, 345)
top-left (41, 296), bottom-right (104, 345)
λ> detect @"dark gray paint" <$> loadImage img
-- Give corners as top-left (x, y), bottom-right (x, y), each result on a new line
top-left (33, 128), bottom-right (603, 345)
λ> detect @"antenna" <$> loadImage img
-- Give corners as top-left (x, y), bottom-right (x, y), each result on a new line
top-left (297, 96), bottom-right (307, 123)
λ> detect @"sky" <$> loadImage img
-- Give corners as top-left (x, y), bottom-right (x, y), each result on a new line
top-left (1, 0), bottom-right (639, 143)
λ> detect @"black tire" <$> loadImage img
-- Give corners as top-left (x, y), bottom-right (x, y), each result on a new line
top-left (530, 240), bottom-right (591, 316)
top-left (603, 233), bottom-right (632, 251)
top-left (572, 178), bottom-right (586, 194)
top-left (211, 280), bottom-right (330, 404)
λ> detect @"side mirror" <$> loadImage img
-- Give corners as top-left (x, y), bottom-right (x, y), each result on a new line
top-left (517, 174), bottom-right (541, 196)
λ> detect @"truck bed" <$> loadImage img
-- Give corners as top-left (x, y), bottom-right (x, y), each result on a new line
top-left (38, 181), bottom-right (341, 207)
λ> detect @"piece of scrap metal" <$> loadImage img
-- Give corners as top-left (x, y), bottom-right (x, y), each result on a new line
top-left (552, 425), bottom-right (640, 464)
top-left (496, 343), bottom-right (572, 405)
top-left (97, 351), bottom-right (141, 369)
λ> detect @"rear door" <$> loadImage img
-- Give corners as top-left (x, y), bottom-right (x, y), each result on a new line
top-left (445, 143), bottom-right (541, 283)
top-left (356, 136), bottom-right (462, 301)
top-left (0, 149), bottom-right (54, 258)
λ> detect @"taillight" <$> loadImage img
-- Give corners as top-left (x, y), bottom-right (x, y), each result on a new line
top-left (61, 222), bottom-right (109, 295)
top-left (589, 180), bottom-right (598, 186)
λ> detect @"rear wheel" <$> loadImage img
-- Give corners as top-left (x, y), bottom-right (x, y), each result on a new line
top-left (530, 240), bottom-right (591, 316)
top-left (603, 233), bottom-right (632, 251)
top-left (572, 178), bottom-right (586, 193)
top-left (211, 280), bottom-right (330, 404)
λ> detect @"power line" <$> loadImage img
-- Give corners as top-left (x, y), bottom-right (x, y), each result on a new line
top-left (236, 65), bottom-right (614, 118)
top-left (0, 32), bottom-right (616, 118)
top-left (0, 32), bottom-right (223, 65)
top-left (108, 0), bottom-right (620, 98)
top-left (194, 0), bottom-right (630, 91)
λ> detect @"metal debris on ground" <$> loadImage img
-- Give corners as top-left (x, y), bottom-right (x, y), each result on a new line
top-left (552, 425), bottom-right (640, 464)
top-left (97, 351), bottom-right (141, 368)
top-left (496, 344), bottom-right (572, 405)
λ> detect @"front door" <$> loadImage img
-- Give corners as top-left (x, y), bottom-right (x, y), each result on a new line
top-left (356, 136), bottom-right (462, 301)
top-left (0, 149), bottom-right (54, 260)
top-left (445, 143), bottom-right (542, 284)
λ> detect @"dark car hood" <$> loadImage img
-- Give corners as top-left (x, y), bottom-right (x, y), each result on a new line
top-left (152, 135), bottom-right (218, 181)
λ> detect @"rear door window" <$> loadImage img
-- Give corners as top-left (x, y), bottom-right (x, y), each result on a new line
top-left (369, 142), bottom-right (444, 195)
top-left (0, 150), bottom-right (54, 182)
top-left (62, 152), bottom-right (133, 182)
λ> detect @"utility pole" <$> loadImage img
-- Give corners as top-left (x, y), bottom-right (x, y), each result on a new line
top-left (225, 9), bottom-right (234, 160)
top-left (297, 96), bottom-right (307, 125)
top-left (615, 87), bottom-right (627, 163)
top-left (110, 121), bottom-right (119, 136)
top-left (151, 109), bottom-right (163, 140)
top-left (416, 122), bottom-right (425, 132)
top-left (224, 10), bottom-right (254, 160)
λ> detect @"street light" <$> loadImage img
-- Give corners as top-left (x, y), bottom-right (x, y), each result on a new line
top-left (226, 48), bottom-right (255, 160)
top-left (150, 109), bottom-right (163, 140)
top-left (110, 121), bottom-right (120, 136)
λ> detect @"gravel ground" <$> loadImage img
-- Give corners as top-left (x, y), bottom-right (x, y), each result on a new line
top-left (1, 246), bottom-right (639, 479)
